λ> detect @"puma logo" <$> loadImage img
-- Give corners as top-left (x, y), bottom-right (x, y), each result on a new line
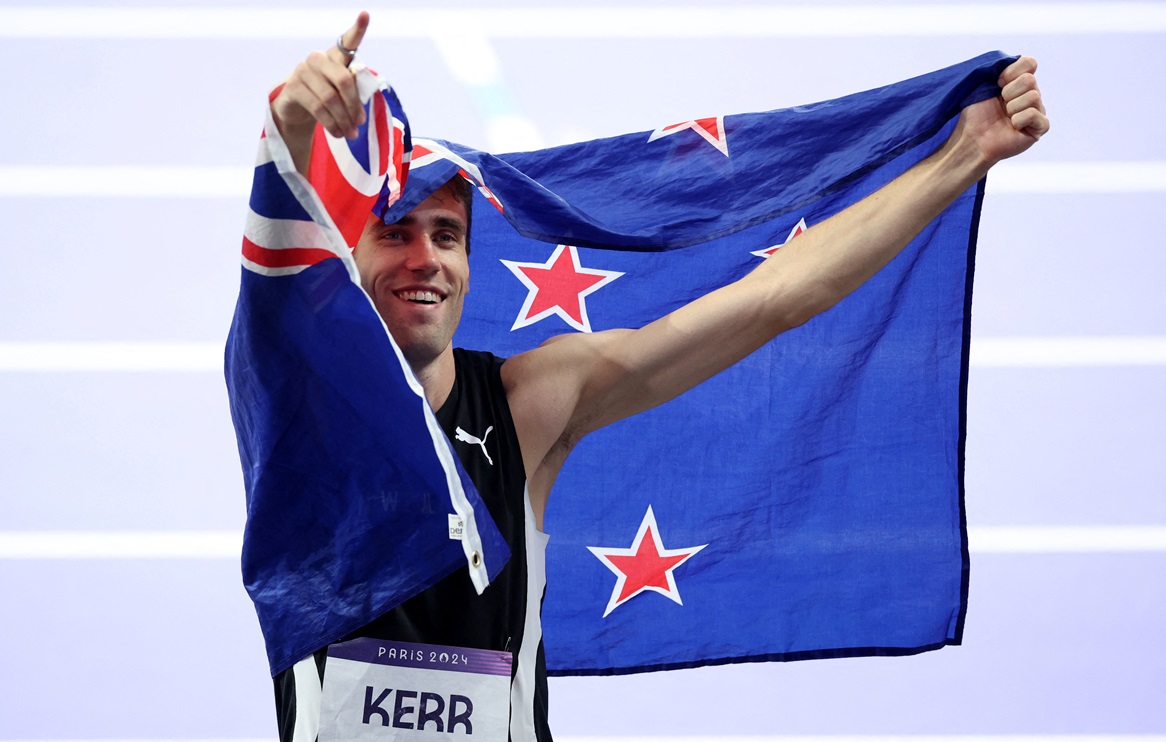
top-left (454, 425), bottom-right (494, 466)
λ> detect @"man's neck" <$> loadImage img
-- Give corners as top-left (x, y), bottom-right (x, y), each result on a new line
top-left (410, 345), bottom-right (457, 412)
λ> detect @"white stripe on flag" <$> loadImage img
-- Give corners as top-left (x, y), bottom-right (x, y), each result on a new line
top-left (4, 338), bottom-right (1166, 372)
top-left (244, 208), bottom-right (337, 252)
top-left (3, 163), bottom-right (1162, 198)
top-left (1, 4), bottom-right (1165, 38)
top-left (3, 527), bottom-right (1164, 559)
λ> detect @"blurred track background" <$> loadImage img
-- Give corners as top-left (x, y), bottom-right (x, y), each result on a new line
top-left (1, 2), bottom-right (1163, 739)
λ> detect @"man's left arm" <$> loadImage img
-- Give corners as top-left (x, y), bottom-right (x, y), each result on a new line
top-left (503, 57), bottom-right (1049, 516)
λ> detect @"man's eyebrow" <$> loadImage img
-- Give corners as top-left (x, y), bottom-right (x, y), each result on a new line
top-left (433, 216), bottom-right (467, 233)
top-left (384, 215), bottom-right (465, 233)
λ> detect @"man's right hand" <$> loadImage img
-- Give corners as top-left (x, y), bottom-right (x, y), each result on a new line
top-left (270, 11), bottom-right (370, 175)
top-left (941, 55), bottom-right (1049, 182)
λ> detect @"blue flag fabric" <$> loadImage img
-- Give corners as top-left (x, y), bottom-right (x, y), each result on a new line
top-left (230, 50), bottom-right (1011, 678)
top-left (377, 51), bottom-right (1013, 675)
top-left (227, 65), bottom-right (510, 677)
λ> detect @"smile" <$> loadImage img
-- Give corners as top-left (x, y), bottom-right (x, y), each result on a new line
top-left (395, 290), bottom-right (444, 305)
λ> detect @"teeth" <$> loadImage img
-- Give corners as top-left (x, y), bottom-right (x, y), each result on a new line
top-left (397, 290), bottom-right (441, 304)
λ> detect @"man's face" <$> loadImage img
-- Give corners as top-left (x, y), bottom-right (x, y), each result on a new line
top-left (353, 185), bottom-right (470, 368)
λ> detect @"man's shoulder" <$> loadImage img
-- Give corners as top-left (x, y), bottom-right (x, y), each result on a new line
top-left (451, 347), bottom-right (511, 403)
top-left (453, 347), bottom-right (508, 372)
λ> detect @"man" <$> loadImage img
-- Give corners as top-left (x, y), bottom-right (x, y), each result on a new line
top-left (266, 11), bottom-right (1048, 742)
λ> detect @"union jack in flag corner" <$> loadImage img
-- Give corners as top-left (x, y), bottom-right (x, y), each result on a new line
top-left (227, 63), bottom-right (510, 677)
top-left (229, 51), bottom-right (1017, 677)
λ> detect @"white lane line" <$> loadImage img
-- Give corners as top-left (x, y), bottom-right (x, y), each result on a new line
top-left (0, 531), bottom-right (242, 559)
top-left (429, 32), bottom-right (545, 153)
top-left (3, 338), bottom-right (1166, 372)
top-left (971, 337), bottom-right (1166, 368)
top-left (6, 738), bottom-right (1165, 742)
top-left (0, 342), bottom-right (224, 372)
top-left (2, 163), bottom-right (1162, 198)
top-left (987, 162), bottom-right (1166, 194)
top-left (3, 527), bottom-right (1164, 559)
top-left (969, 527), bottom-right (1166, 554)
top-left (564, 738), bottom-right (1166, 742)
top-left (0, 166), bottom-right (252, 198)
top-left (559, 737), bottom-right (1166, 742)
top-left (2, 4), bottom-right (1166, 38)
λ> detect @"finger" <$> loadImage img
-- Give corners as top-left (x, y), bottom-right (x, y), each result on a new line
top-left (344, 11), bottom-right (370, 52)
top-left (1012, 108), bottom-right (1050, 141)
top-left (328, 11), bottom-right (370, 67)
top-left (1005, 88), bottom-right (1043, 118)
top-left (307, 52), bottom-right (366, 135)
top-left (300, 55), bottom-right (362, 138)
top-left (1001, 72), bottom-right (1041, 110)
top-left (998, 55), bottom-right (1038, 87)
top-left (285, 79), bottom-right (347, 140)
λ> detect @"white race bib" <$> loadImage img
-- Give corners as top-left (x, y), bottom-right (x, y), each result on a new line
top-left (319, 638), bottom-right (512, 741)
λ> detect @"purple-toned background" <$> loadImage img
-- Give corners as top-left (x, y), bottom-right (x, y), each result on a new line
top-left (1, 1), bottom-right (1163, 739)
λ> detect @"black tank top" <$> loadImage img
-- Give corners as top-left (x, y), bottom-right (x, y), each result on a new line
top-left (274, 349), bottom-right (552, 741)
top-left (353, 349), bottom-right (530, 649)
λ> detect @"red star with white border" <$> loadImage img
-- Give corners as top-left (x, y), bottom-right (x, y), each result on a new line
top-left (752, 217), bottom-right (809, 259)
top-left (500, 245), bottom-right (623, 333)
top-left (648, 116), bottom-right (729, 156)
top-left (587, 505), bottom-right (707, 618)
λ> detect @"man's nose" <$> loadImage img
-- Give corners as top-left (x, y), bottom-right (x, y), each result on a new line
top-left (403, 237), bottom-right (441, 271)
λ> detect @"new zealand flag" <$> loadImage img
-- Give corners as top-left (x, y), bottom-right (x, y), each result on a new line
top-left (231, 51), bottom-right (1014, 677)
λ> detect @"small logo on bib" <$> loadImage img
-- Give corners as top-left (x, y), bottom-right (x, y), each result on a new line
top-left (448, 514), bottom-right (465, 541)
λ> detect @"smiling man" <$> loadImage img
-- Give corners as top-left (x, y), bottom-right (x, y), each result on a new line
top-left (352, 184), bottom-right (474, 409)
top-left (262, 11), bottom-right (1048, 742)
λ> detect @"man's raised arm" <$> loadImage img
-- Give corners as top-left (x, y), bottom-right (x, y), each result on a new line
top-left (269, 12), bottom-right (370, 176)
top-left (503, 56), bottom-right (1049, 516)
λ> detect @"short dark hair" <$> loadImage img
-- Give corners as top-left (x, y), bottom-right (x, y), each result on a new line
top-left (447, 176), bottom-right (474, 256)
top-left (375, 175), bottom-right (475, 254)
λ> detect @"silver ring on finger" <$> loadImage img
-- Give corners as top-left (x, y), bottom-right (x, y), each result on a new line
top-left (336, 35), bottom-right (357, 60)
